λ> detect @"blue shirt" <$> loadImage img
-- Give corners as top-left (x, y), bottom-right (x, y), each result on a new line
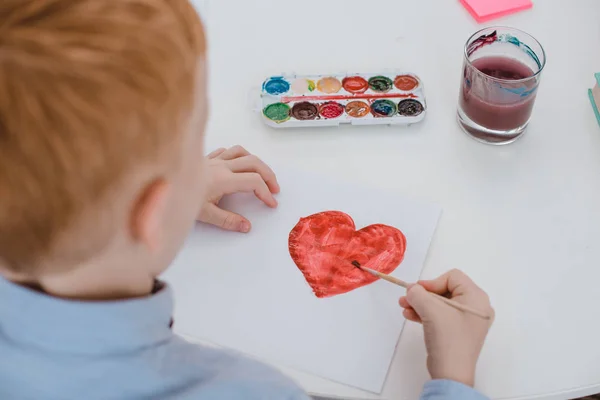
top-left (0, 277), bottom-right (487, 400)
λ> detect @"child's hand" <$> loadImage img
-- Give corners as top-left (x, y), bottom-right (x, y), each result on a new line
top-left (197, 146), bottom-right (280, 233)
top-left (399, 270), bottom-right (494, 387)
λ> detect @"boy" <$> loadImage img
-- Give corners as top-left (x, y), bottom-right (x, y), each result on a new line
top-left (0, 1), bottom-right (493, 399)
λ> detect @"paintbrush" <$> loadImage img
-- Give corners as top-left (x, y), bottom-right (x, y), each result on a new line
top-left (351, 261), bottom-right (491, 320)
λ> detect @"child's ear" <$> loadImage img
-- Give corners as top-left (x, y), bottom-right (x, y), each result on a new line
top-left (130, 178), bottom-right (169, 252)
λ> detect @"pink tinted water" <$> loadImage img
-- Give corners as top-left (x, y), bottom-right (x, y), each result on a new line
top-left (459, 56), bottom-right (536, 131)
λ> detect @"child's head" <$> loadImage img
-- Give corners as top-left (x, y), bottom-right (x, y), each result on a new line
top-left (0, 0), bottom-right (208, 290)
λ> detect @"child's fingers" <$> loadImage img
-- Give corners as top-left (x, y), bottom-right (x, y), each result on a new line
top-left (226, 173), bottom-right (278, 208)
top-left (399, 296), bottom-right (411, 309)
top-left (402, 308), bottom-right (422, 324)
top-left (226, 155), bottom-right (280, 194)
top-left (207, 148), bottom-right (226, 159)
top-left (418, 269), bottom-right (476, 298)
top-left (218, 145), bottom-right (250, 160)
top-left (198, 203), bottom-right (251, 233)
top-left (399, 297), bottom-right (420, 322)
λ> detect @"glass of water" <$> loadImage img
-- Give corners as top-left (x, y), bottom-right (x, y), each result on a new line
top-left (457, 26), bottom-right (546, 145)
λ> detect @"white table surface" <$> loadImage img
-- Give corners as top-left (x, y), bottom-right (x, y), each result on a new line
top-left (189, 1), bottom-right (600, 399)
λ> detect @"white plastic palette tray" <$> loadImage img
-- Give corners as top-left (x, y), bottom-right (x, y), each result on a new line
top-left (259, 71), bottom-right (427, 128)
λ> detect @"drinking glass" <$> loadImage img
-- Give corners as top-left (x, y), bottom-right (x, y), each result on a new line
top-left (457, 27), bottom-right (546, 145)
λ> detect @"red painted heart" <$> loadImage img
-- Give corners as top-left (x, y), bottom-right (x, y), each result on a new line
top-left (288, 211), bottom-right (406, 298)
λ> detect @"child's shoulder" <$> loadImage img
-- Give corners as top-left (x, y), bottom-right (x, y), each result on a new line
top-left (160, 336), bottom-right (309, 399)
top-left (0, 330), bottom-right (308, 400)
top-left (0, 277), bottom-right (307, 400)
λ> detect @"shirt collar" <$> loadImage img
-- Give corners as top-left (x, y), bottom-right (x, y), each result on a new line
top-left (0, 276), bottom-right (174, 354)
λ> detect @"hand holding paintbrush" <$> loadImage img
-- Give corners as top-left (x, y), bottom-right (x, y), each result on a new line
top-left (352, 261), bottom-right (491, 320)
top-left (353, 262), bottom-right (494, 387)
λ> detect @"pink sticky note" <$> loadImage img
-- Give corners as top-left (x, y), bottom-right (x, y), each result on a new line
top-left (460, 0), bottom-right (533, 23)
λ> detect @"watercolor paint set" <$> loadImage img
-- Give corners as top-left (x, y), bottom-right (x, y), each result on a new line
top-left (259, 71), bottom-right (427, 128)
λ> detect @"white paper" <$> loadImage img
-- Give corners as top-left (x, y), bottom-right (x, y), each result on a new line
top-left (163, 167), bottom-right (441, 393)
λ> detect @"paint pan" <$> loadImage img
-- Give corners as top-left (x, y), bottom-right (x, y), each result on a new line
top-left (259, 71), bottom-right (426, 128)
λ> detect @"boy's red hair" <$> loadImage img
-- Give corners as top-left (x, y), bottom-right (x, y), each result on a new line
top-left (0, 0), bottom-right (205, 272)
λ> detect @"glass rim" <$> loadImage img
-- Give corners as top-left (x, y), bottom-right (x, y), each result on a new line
top-left (463, 26), bottom-right (547, 84)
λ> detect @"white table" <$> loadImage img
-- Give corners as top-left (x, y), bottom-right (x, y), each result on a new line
top-left (191, 1), bottom-right (600, 398)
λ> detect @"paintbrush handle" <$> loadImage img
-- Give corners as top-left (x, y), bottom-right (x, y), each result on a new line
top-left (362, 266), bottom-right (490, 320)
top-left (366, 268), bottom-right (410, 289)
